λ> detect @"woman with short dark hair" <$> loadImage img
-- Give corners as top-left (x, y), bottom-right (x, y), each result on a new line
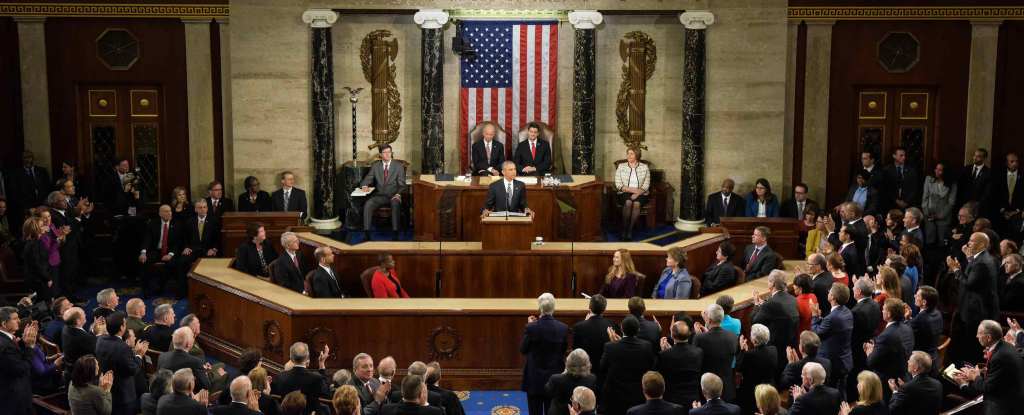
top-left (371, 254), bottom-right (409, 298)
top-left (238, 176), bottom-right (272, 212)
top-left (69, 355), bottom-right (113, 415)
top-left (233, 222), bottom-right (278, 278)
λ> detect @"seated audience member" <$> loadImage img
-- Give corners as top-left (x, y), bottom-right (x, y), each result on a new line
top-left (754, 385), bottom-right (783, 415)
top-left (701, 242), bottom-right (737, 296)
top-left (360, 144), bottom-right (407, 237)
top-left (512, 122), bottom-right (553, 176)
top-left (381, 375), bottom-right (443, 415)
top-left (626, 371), bottom-right (685, 415)
top-left (272, 342), bottom-right (331, 415)
top-left (716, 296), bottom-right (742, 337)
top-left (570, 387), bottom-right (598, 415)
top-left (745, 178), bottom-right (780, 218)
top-left (792, 274), bottom-right (817, 333)
top-left (156, 368), bottom-right (209, 415)
top-left (658, 321), bottom-right (702, 409)
top-left (781, 331), bottom-right (831, 389)
top-left (653, 247), bottom-right (692, 299)
top-left (693, 304), bottom-right (738, 402)
top-left (615, 147), bottom-right (651, 241)
top-left (846, 170), bottom-right (879, 216)
top-left (182, 199), bottom-right (221, 261)
top-left (572, 295), bottom-right (620, 371)
top-left (95, 312), bottom-right (149, 415)
top-left (840, 371), bottom-right (886, 415)
top-left (124, 298), bottom-right (147, 336)
top-left (234, 222), bottom-right (278, 279)
top-left (69, 355), bottom-right (114, 415)
top-left (921, 161), bottom-right (956, 247)
top-left (138, 204), bottom-right (184, 296)
top-left (811, 284), bottom-right (853, 396)
top-left (736, 324), bottom-right (777, 413)
top-left (371, 254), bottom-right (409, 298)
top-left (427, 362), bottom-right (465, 415)
top-left (271, 171), bottom-right (309, 219)
top-left (42, 296), bottom-right (71, 345)
top-left (689, 373), bottom-right (739, 415)
top-left (170, 186), bottom-right (193, 223)
top-left (806, 213), bottom-right (830, 257)
top-left (333, 385), bottom-right (361, 415)
top-left (704, 178), bottom-right (745, 226)
top-left (601, 315), bottom-right (657, 415)
top-left (740, 226), bottom-right (778, 279)
top-left (1001, 253), bottom-right (1024, 311)
top-left (93, 288), bottom-right (119, 321)
top-left (788, 362), bottom-right (840, 415)
top-left (546, 349), bottom-right (598, 415)
top-left (952, 320), bottom-right (1024, 415)
top-left (250, 367), bottom-right (282, 415)
top-left (141, 369), bottom-right (174, 415)
top-left (782, 182), bottom-right (817, 219)
top-left (310, 246), bottom-right (346, 298)
top-left (907, 286), bottom-right (942, 369)
top-left (62, 307), bottom-right (99, 380)
top-left (888, 351), bottom-right (941, 415)
top-left (280, 391), bottom-right (308, 415)
top-left (210, 375), bottom-right (262, 415)
top-left (157, 327), bottom-right (211, 392)
top-left (471, 122), bottom-right (505, 176)
top-left (751, 270), bottom-right (799, 364)
top-left (205, 180), bottom-right (233, 218)
top-left (522, 293), bottom-right (569, 415)
top-left (142, 304), bottom-right (176, 352)
top-left (600, 249), bottom-right (642, 298)
top-left (237, 176), bottom-right (272, 212)
top-left (270, 232), bottom-right (307, 293)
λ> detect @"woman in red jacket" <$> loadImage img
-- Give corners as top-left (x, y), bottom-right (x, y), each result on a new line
top-left (371, 254), bottom-right (409, 298)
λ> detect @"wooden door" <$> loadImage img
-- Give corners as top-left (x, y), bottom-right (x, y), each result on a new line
top-left (855, 87), bottom-right (936, 178)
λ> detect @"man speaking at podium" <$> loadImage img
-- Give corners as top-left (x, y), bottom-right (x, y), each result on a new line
top-left (481, 161), bottom-right (534, 218)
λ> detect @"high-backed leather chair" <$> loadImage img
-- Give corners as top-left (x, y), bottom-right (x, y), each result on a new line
top-left (467, 121), bottom-right (508, 173)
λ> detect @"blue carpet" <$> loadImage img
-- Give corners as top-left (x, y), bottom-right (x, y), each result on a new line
top-left (459, 390), bottom-right (528, 415)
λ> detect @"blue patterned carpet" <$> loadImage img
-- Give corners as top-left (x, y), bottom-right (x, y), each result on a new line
top-left (458, 390), bottom-right (528, 415)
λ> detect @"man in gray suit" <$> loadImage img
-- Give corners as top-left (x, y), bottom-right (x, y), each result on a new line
top-left (360, 144), bottom-right (406, 239)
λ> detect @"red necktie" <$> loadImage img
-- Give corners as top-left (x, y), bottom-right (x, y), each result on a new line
top-left (984, 348), bottom-right (993, 365)
top-left (292, 254), bottom-right (299, 270)
top-left (530, 141), bottom-right (536, 159)
top-left (747, 247), bottom-right (760, 271)
top-left (160, 222), bottom-right (169, 257)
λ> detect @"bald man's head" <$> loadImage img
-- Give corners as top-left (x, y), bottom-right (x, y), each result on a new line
top-left (230, 375), bottom-right (253, 402)
top-left (64, 307), bottom-right (85, 327)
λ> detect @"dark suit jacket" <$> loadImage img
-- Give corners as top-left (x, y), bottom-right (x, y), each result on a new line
top-left (9, 165), bottom-right (51, 207)
top-left (520, 315), bottom-right (568, 394)
top-left (97, 167), bottom-right (136, 216)
top-left (991, 169), bottom-right (1024, 216)
top-left (380, 401), bottom-right (445, 415)
top-left (752, 290), bottom-right (799, 362)
top-left (571, 315), bottom-right (619, 376)
top-left (838, 242), bottom-right (865, 278)
top-left (309, 266), bottom-right (345, 298)
top-left (360, 160), bottom-right (407, 198)
top-left (484, 179), bottom-right (528, 213)
top-left (512, 139), bottom-right (552, 176)
top-left (471, 139), bottom-right (506, 175)
top-left (271, 366), bottom-right (331, 415)
top-left (688, 399), bottom-right (740, 415)
top-left (744, 194), bottom-right (780, 217)
top-left (205, 197), bottom-right (234, 218)
top-left (601, 337), bottom-right (657, 415)
top-left (657, 342), bottom-right (703, 406)
top-left (957, 251), bottom-right (1000, 324)
top-left (183, 215), bottom-right (221, 258)
top-left (908, 307), bottom-right (942, 356)
top-left (810, 272), bottom-right (834, 317)
top-left (545, 373), bottom-right (598, 415)
top-left (627, 399), bottom-right (686, 415)
top-left (157, 349), bottom-right (211, 392)
top-left (61, 325), bottom-right (97, 374)
top-left (0, 333), bottom-right (33, 415)
top-left (963, 341), bottom-right (1024, 415)
top-left (959, 164), bottom-right (992, 209)
top-left (704, 192), bottom-right (745, 226)
top-left (237, 191), bottom-right (272, 212)
top-left (845, 184), bottom-right (880, 216)
top-left (142, 323), bottom-right (174, 352)
top-left (271, 187), bottom-right (308, 218)
top-left (700, 262), bottom-right (736, 296)
top-left (789, 385), bottom-right (841, 415)
top-left (883, 164), bottom-right (922, 207)
top-left (637, 317), bottom-right (662, 355)
top-left (1001, 275), bottom-right (1024, 312)
top-left (211, 402), bottom-right (263, 415)
top-left (269, 252), bottom-right (308, 293)
top-left (780, 355), bottom-right (832, 389)
top-left (867, 322), bottom-right (909, 385)
top-left (737, 345), bottom-right (778, 410)
top-left (141, 218), bottom-right (184, 258)
top-left (739, 245), bottom-right (777, 279)
top-left (864, 231), bottom-right (887, 273)
top-left (95, 334), bottom-right (143, 412)
top-left (234, 240), bottom-right (278, 278)
top-left (888, 374), bottom-right (941, 415)
top-left (851, 298), bottom-right (881, 369)
top-left (428, 384), bottom-right (465, 415)
top-left (812, 305), bottom-right (853, 372)
top-left (693, 327), bottom-right (738, 402)
top-left (781, 198), bottom-right (818, 219)
top-left (156, 393), bottom-right (207, 415)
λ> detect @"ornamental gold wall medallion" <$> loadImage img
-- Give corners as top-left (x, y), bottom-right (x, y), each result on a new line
top-left (360, 30), bottom-right (401, 151)
top-left (616, 31), bottom-right (656, 151)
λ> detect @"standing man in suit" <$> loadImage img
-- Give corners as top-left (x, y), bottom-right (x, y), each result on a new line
top-left (513, 122), bottom-right (552, 176)
top-left (138, 205), bottom-right (184, 297)
top-left (482, 161), bottom-right (534, 217)
top-left (98, 158), bottom-right (141, 217)
top-left (781, 183), bottom-right (817, 219)
top-left (157, 327), bottom-right (211, 392)
top-left (472, 122), bottom-right (505, 176)
top-left (888, 351), bottom-right (942, 415)
top-left (810, 284), bottom-right (853, 398)
top-left (572, 295), bottom-right (619, 381)
top-left (953, 320), bottom-right (1024, 415)
top-left (205, 180), bottom-right (234, 219)
top-left (858, 151), bottom-right (885, 191)
top-left (61, 307), bottom-right (98, 380)
top-left (521, 293), bottom-right (569, 415)
top-left (95, 312), bottom-right (149, 415)
top-left (902, 208), bottom-right (925, 247)
top-left (380, 375), bottom-right (444, 415)
top-left (156, 368), bottom-right (210, 415)
top-left (780, 331), bottom-right (832, 390)
top-left (309, 246), bottom-right (345, 298)
top-left (947, 232), bottom-right (1000, 363)
top-left (907, 286), bottom-right (943, 371)
top-left (752, 270), bottom-right (800, 366)
top-left (9, 151), bottom-right (52, 219)
top-left (272, 341), bottom-right (331, 415)
top-left (849, 278), bottom-right (880, 395)
top-left (958, 148), bottom-right (992, 212)
top-left (692, 304), bottom-right (738, 403)
top-left (426, 362), bottom-right (466, 415)
top-left (739, 226), bottom-right (778, 279)
top-left (627, 372), bottom-right (685, 415)
top-left (806, 254), bottom-right (833, 318)
top-left (272, 171), bottom-right (309, 219)
top-left (657, 322), bottom-right (703, 411)
top-left (993, 152), bottom-right (1023, 240)
top-left (788, 362), bottom-right (840, 415)
top-left (601, 316), bottom-right (658, 415)
top-left (270, 232), bottom-right (307, 293)
top-left (360, 145), bottom-right (406, 238)
top-left (704, 179), bottom-right (745, 226)
top-left (846, 171), bottom-right (880, 216)
top-left (0, 306), bottom-right (33, 415)
top-left (211, 376), bottom-right (262, 415)
top-left (883, 147), bottom-right (922, 210)
top-left (688, 373), bottom-right (740, 415)
top-left (864, 298), bottom-right (912, 402)
top-left (350, 353), bottom-right (381, 405)
top-left (836, 226), bottom-right (865, 278)
top-left (629, 297), bottom-right (663, 355)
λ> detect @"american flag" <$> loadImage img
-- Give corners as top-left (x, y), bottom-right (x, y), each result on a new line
top-left (459, 20), bottom-right (558, 171)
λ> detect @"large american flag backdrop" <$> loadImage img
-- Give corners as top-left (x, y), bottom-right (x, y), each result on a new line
top-left (459, 20), bottom-right (559, 171)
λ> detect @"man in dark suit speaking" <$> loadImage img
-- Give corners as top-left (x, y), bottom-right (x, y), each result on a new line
top-left (482, 161), bottom-right (534, 218)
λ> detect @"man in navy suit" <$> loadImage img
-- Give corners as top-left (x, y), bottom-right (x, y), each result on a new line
top-left (883, 146), bottom-right (922, 209)
top-left (271, 341), bottom-right (332, 415)
top-left (520, 293), bottom-right (568, 415)
top-left (471, 122), bottom-right (506, 176)
top-left (512, 122), bottom-right (552, 176)
top-left (271, 171), bottom-right (309, 219)
top-left (627, 372), bottom-right (686, 415)
top-left (907, 286), bottom-right (943, 373)
top-left (95, 312), bottom-right (150, 415)
top-left (482, 161), bottom-right (534, 217)
top-left (811, 283), bottom-right (853, 398)
top-left (688, 373), bottom-right (740, 415)
top-left (704, 179), bottom-right (745, 226)
top-left (865, 298), bottom-right (914, 402)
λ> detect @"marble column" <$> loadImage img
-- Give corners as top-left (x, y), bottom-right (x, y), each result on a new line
top-left (415, 9), bottom-right (449, 174)
top-left (183, 18), bottom-right (216, 199)
top-left (783, 20), bottom-right (799, 189)
top-left (15, 17), bottom-right (52, 170)
top-left (801, 20), bottom-right (834, 203)
top-left (218, 19), bottom-right (234, 196)
top-left (965, 20), bottom-right (1002, 161)
top-left (676, 11), bottom-right (715, 232)
top-left (303, 9), bottom-right (340, 229)
top-left (568, 10), bottom-right (602, 175)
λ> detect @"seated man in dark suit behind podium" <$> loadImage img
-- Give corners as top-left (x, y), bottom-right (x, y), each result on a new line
top-left (471, 122), bottom-right (505, 176)
top-left (269, 232), bottom-right (307, 293)
top-left (360, 145), bottom-right (406, 238)
top-left (512, 122), bottom-right (552, 176)
top-left (309, 246), bottom-right (346, 298)
top-left (481, 161), bottom-right (534, 218)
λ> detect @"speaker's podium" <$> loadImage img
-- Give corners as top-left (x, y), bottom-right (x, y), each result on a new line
top-left (480, 212), bottom-right (534, 250)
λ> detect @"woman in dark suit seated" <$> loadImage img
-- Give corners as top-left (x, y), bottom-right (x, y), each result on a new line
top-left (545, 349), bottom-right (598, 415)
top-left (371, 254), bottom-right (409, 298)
top-left (701, 241), bottom-right (737, 296)
top-left (745, 178), bottom-right (780, 217)
top-left (599, 249), bottom-right (641, 298)
top-left (237, 176), bottom-right (272, 212)
top-left (234, 222), bottom-right (278, 278)
top-left (652, 247), bottom-right (692, 299)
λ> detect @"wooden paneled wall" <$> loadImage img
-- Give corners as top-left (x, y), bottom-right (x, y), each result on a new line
top-left (993, 21), bottom-right (1024, 168)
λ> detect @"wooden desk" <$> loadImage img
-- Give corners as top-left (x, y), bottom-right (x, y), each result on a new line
top-left (480, 216), bottom-right (534, 250)
top-left (221, 212), bottom-right (304, 255)
top-left (188, 256), bottom-right (792, 390)
top-left (412, 175), bottom-right (603, 242)
top-left (705, 217), bottom-right (803, 261)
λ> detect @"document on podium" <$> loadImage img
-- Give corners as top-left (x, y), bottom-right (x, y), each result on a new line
top-left (487, 211), bottom-right (528, 218)
top-left (351, 187), bottom-right (375, 197)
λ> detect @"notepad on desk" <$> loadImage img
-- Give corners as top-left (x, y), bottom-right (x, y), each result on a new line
top-left (351, 187), bottom-right (374, 197)
top-left (515, 177), bottom-right (537, 185)
top-left (487, 211), bottom-right (528, 217)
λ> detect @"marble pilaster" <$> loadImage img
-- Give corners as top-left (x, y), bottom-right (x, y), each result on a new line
top-left (676, 11), bottom-right (714, 231)
top-left (783, 20), bottom-right (799, 190)
top-left (415, 9), bottom-right (449, 173)
top-left (219, 19), bottom-right (234, 196)
top-left (568, 10), bottom-right (602, 175)
top-left (183, 18), bottom-right (216, 199)
top-left (965, 20), bottom-right (1002, 161)
top-left (801, 20), bottom-right (834, 202)
top-left (303, 9), bottom-right (340, 228)
top-left (16, 17), bottom-right (52, 170)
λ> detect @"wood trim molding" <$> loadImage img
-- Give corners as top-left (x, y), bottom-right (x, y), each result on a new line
top-left (0, 3), bottom-right (228, 18)
top-left (789, 6), bottom-right (1024, 20)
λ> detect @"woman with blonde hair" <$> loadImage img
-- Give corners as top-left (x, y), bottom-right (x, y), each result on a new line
top-left (248, 367), bottom-right (281, 415)
top-left (599, 249), bottom-right (641, 298)
top-left (332, 384), bottom-right (361, 415)
top-left (754, 384), bottom-right (786, 415)
top-left (839, 371), bottom-right (886, 415)
top-left (170, 186), bottom-right (192, 222)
